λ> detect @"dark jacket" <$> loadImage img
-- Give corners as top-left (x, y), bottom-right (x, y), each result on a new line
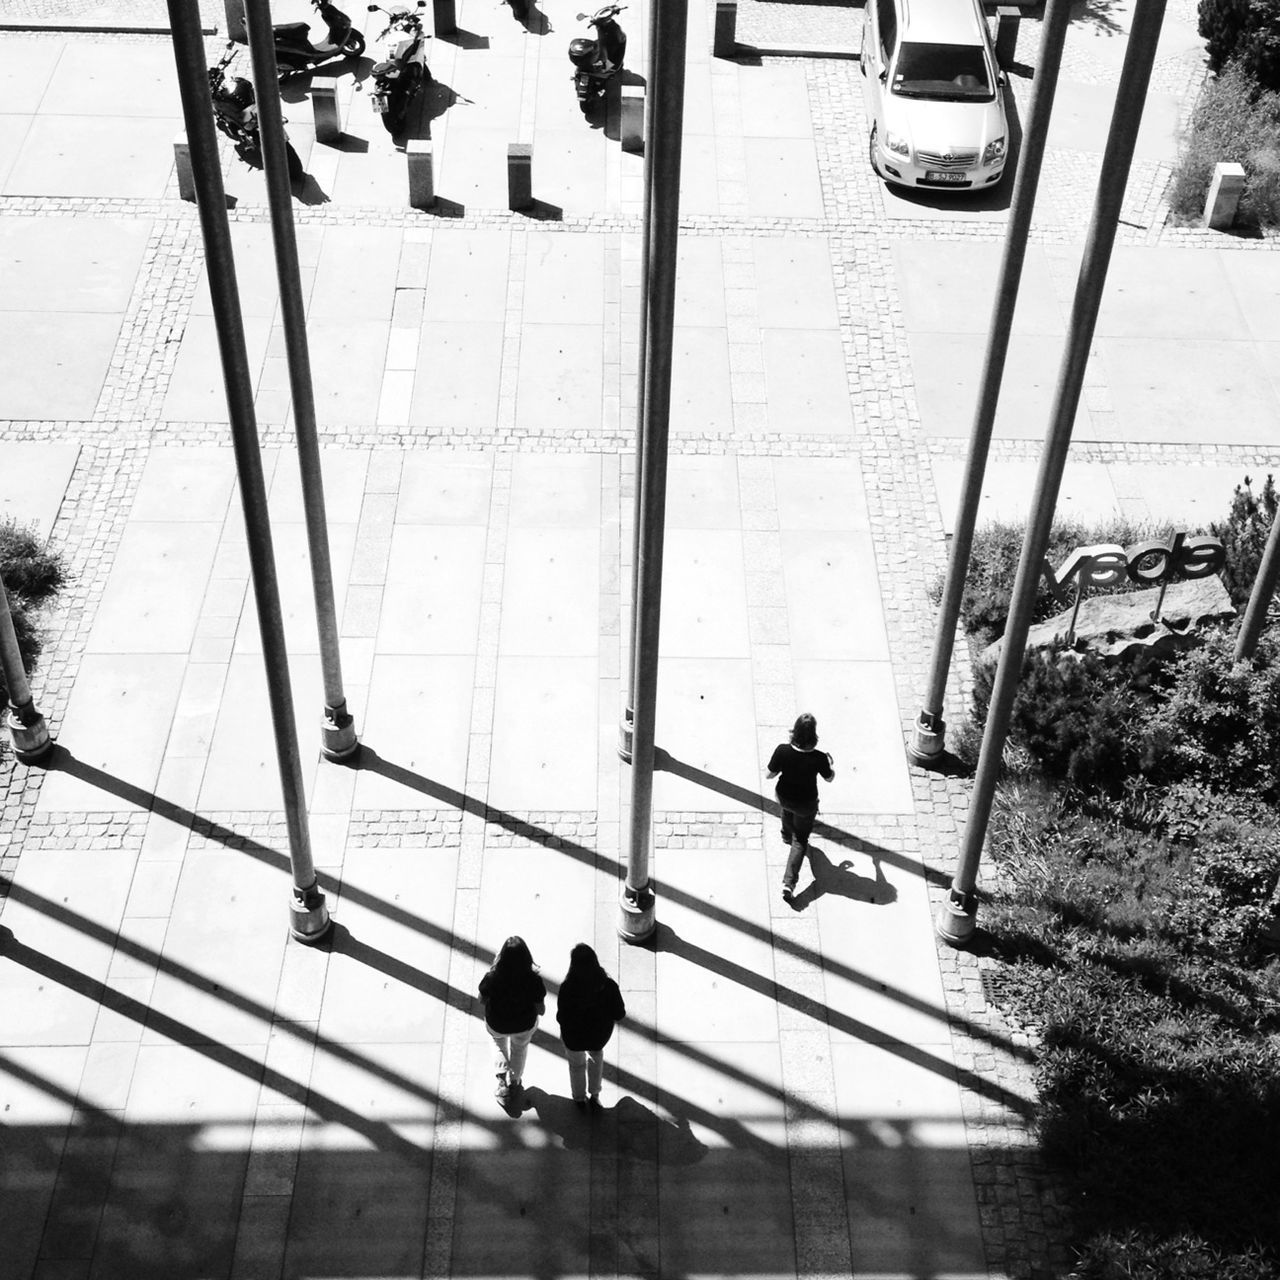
top-left (479, 968), bottom-right (546, 1034)
top-left (556, 976), bottom-right (626, 1052)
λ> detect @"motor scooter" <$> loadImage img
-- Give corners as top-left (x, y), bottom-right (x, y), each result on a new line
top-left (208, 43), bottom-right (305, 180)
top-left (568, 4), bottom-right (626, 116)
top-left (366, 1), bottom-right (432, 134)
top-left (274, 0), bottom-right (366, 77)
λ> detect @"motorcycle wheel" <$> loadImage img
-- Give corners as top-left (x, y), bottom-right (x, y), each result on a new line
top-left (342, 31), bottom-right (365, 57)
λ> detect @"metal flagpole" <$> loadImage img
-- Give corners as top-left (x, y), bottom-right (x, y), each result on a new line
top-left (243, 0), bottom-right (359, 762)
top-left (166, 0), bottom-right (331, 943)
top-left (936, 0), bottom-right (1168, 946)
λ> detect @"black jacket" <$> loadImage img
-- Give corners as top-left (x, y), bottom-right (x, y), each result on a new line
top-left (556, 977), bottom-right (626, 1051)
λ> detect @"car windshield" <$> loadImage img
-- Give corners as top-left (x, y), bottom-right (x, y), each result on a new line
top-left (891, 42), bottom-right (993, 101)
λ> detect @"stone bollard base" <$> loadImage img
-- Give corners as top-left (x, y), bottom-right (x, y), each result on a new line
top-left (1203, 161), bottom-right (1246, 230)
top-left (620, 84), bottom-right (644, 153)
top-left (507, 142), bottom-right (533, 211)
top-left (174, 131), bottom-right (195, 202)
top-left (312, 84), bottom-right (342, 145)
top-left (408, 139), bottom-right (435, 209)
top-left (713, 0), bottom-right (737, 58)
top-left (994, 6), bottom-right (1020, 68)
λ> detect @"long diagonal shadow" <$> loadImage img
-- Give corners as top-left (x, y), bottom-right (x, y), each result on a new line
top-left (39, 747), bottom-right (1032, 1116)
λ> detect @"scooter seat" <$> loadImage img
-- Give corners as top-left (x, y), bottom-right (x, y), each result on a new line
top-left (371, 59), bottom-right (399, 76)
top-left (273, 21), bottom-right (310, 37)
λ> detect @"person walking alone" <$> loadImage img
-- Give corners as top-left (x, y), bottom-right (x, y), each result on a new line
top-left (766, 712), bottom-right (836, 904)
top-left (556, 943), bottom-right (626, 1109)
top-left (479, 935), bottom-right (546, 1106)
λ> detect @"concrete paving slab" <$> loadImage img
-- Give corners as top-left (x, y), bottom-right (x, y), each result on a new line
top-left (0, 441), bottom-right (79, 537)
top-left (773, 456), bottom-right (870, 532)
top-left (435, 124), bottom-right (517, 208)
top-left (524, 231), bottom-right (605, 324)
top-left (743, 137), bottom-right (824, 218)
top-left (908, 330), bottom-right (1093, 439)
top-left (488, 656), bottom-right (598, 809)
top-left (264, 446), bottom-right (369, 525)
top-left (678, 132), bottom-right (722, 216)
top-left (652, 658), bottom-right (760, 812)
top-left (379, 525), bottom-right (487, 653)
top-left (412, 320), bottom-right (504, 428)
top-left (762, 328), bottom-right (854, 435)
top-left (652, 1038), bottom-right (786, 1146)
top-left (352, 655), bottom-right (474, 808)
top-left (2, 114), bottom-right (181, 198)
top-left (738, 63), bottom-right (817, 139)
top-left (1094, 336), bottom-right (1280, 445)
top-left (35, 654), bottom-right (187, 813)
top-left (164, 314), bottom-right (272, 423)
top-left (0, 114), bottom-right (34, 189)
top-left (0, 311), bottom-right (123, 420)
top-left (666, 454), bottom-right (741, 529)
top-left (530, 126), bottom-right (610, 212)
top-left (892, 239), bottom-right (1067, 336)
top-left (754, 237), bottom-right (840, 331)
top-left (1, 39), bottom-right (65, 109)
top-left (659, 528), bottom-right (750, 657)
top-left (0, 217), bottom-right (150, 313)
top-left (781, 530), bottom-right (890, 662)
top-left (515, 322), bottom-right (605, 430)
top-left (311, 226), bottom-right (403, 322)
top-left (128, 447), bottom-right (236, 523)
top-left (1095, 247), bottom-right (1252, 340)
top-left (1116, 464), bottom-right (1250, 528)
top-left (510, 452), bottom-right (602, 527)
top-left (305, 318), bottom-right (392, 425)
top-left (498, 528), bottom-right (600, 655)
top-left (196, 652), bottom-right (323, 812)
top-left (421, 227), bottom-right (510, 322)
top-left (395, 450), bottom-right (494, 523)
top-left (40, 42), bottom-right (181, 118)
top-left (792, 659), bottom-right (914, 815)
top-left (87, 521), bottom-right (221, 654)
top-left (191, 222), bottom-right (299, 321)
top-left (675, 235), bottom-right (727, 328)
top-left (1046, 79), bottom-right (1181, 163)
top-left (832, 1044), bottom-right (985, 1275)
top-left (1219, 252), bottom-right (1280, 342)
top-left (930, 459), bottom-right (1125, 532)
top-left (671, 324), bottom-right (735, 434)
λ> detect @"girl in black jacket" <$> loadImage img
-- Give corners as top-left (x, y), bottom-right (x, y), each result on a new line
top-left (556, 943), bottom-right (626, 1108)
top-left (479, 936), bottom-right (546, 1103)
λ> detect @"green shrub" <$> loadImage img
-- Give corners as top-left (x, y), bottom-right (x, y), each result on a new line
top-left (1199, 0), bottom-right (1280, 91)
top-left (0, 518), bottom-right (67, 708)
top-left (1210, 472), bottom-right (1278, 608)
top-left (1169, 62), bottom-right (1280, 226)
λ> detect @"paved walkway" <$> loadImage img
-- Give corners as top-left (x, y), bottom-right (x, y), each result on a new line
top-left (1, 0), bottom-right (1278, 1278)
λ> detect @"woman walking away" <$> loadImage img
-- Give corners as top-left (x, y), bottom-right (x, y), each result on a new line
top-left (479, 936), bottom-right (546, 1106)
top-left (766, 712), bottom-right (835, 904)
top-left (556, 943), bottom-right (626, 1109)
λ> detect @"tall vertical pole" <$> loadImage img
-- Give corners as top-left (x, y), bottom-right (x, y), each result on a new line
top-left (937, 0), bottom-right (1167, 946)
top-left (909, 0), bottom-right (1071, 766)
top-left (166, 0), bottom-right (331, 944)
top-left (1234, 507), bottom-right (1280, 660)
top-left (0, 572), bottom-right (53, 764)
top-left (620, 0), bottom-right (665, 764)
top-left (243, 0), bottom-right (359, 762)
top-left (620, 0), bottom-right (689, 944)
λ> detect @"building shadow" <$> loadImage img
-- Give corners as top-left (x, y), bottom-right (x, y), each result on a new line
top-left (788, 845), bottom-right (897, 912)
top-left (518, 1087), bottom-right (709, 1163)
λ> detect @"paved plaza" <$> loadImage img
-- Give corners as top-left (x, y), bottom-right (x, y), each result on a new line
top-left (1, 0), bottom-right (1278, 1276)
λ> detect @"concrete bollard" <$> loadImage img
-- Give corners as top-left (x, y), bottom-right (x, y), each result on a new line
top-left (620, 84), bottom-right (644, 153)
top-left (995, 7), bottom-right (1020, 68)
top-left (507, 142), bottom-right (533, 211)
top-left (174, 130), bottom-right (196, 202)
top-left (432, 0), bottom-right (457, 36)
top-left (311, 84), bottom-right (342, 144)
top-left (408, 139), bottom-right (435, 209)
top-left (1203, 162), bottom-right (1247, 230)
top-left (713, 0), bottom-right (737, 58)
top-left (223, 0), bottom-right (247, 42)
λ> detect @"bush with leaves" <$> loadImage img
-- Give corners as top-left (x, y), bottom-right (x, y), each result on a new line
top-left (0, 518), bottom-right (67, 707)
top-left (1211, 472), bottom-right (1278, 608)
top-left (1199, 0), bottom-right (1280, 90)
top-left (1168, 62), bottom-right (1280, 226)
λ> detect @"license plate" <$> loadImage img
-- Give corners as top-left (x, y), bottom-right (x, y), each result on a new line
top-left (924, 170), bottom-right (968, 183)
top-left (371, 97), bottom-right (389, 114)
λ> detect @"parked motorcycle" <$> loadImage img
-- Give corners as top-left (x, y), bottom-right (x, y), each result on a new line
top-left (208, 43), bottom-right (305, 180)
top-left (366, 1), bottom-right (432, 134)
top-left (568, 4), bottom-right (626, 116)
top-left (274, 0), bottom-right (366, 78)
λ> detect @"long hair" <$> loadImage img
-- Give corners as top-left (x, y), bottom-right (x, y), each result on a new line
top-left (790, 712), bottom-right (818, 750)
top-left (487, 935), bottom-right (538, 982)
top-left (560, 942), bottom-right (606, 997)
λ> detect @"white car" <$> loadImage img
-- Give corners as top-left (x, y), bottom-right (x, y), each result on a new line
top-left (861, 0), bottom-right (1008, 192)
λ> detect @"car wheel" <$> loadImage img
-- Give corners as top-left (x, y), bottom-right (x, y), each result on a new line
top-left (868, 125), bottom-right (878, 175)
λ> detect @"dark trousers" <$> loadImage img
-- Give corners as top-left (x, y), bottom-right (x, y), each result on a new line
top-left (780, 802), bottom-right (817, 890)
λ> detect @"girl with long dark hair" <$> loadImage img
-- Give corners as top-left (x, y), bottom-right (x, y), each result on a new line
top-left (555, 943), bottom-right (626, 1108)
top-left (479, 935), bottom-right (546, 1105)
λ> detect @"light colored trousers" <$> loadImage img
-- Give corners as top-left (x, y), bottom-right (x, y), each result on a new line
top-left (487, 1021), bottom-right (537, 1083)
top-left (566, 1047), bottom-right (605, 1101)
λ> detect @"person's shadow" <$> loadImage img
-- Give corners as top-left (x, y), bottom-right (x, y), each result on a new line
top-left (789, 845), bottom-right (896, 911)
top-left (518, 1088), bottom-right (707, 1164)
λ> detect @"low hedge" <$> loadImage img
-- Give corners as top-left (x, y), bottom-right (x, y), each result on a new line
top-left (0, 518), bottom-right (67, 710)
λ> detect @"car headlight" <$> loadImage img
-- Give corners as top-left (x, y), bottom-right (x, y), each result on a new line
top-left (983, 136), bottom-right (1006, 166)
top-left (885, 131), bottom-right (911, 158)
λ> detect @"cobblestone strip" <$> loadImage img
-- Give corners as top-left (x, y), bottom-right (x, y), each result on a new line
top-left (724, 238), bottom-right (768, 435)
top-left (95, 216), bottom-right (205, 422)
top-left (710, 58), bottom-right (749, 218)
